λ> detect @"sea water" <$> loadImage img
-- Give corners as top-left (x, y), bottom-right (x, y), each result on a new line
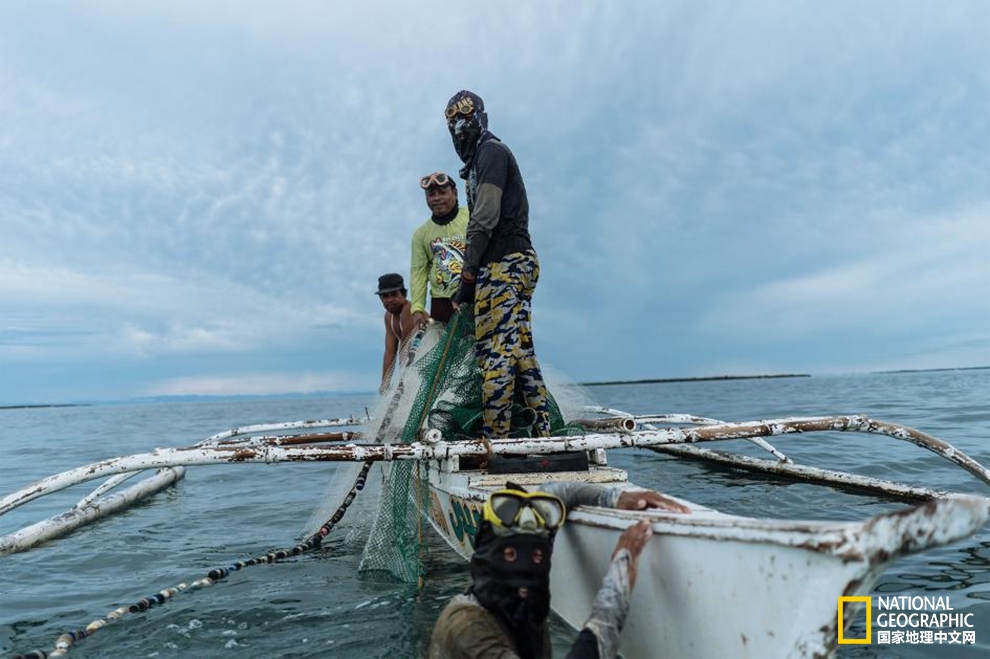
top-left (0, 369), bottom-right (988, 658)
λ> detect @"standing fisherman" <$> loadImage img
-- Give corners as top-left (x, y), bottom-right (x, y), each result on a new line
top-left (447, 90), bottom-right (550, 439)
top-left (410, 172), bottom-right (470, 327)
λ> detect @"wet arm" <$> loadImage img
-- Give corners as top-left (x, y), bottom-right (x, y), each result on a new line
top-left (381, 317), bottom-right (398, 390)
top-left (566, 522), bottom-right (652, 659)
top-left (541, 481), bottom-right (690, 514)
top-left (571, 548), bottom-right (634, 659)
top-left (540, 481), bottom-right (622, 510)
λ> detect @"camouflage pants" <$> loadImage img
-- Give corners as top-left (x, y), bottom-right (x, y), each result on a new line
top-left (474, 250), bottom-right (551, 439)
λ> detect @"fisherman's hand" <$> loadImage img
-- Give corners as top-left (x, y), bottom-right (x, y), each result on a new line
top-left (613, 520), bottom-right (652, 590)
top-left (616, 489), bottom-right (691, 514)
top-left (412, 311), bottom-right (429, 328)
top-left (452, 279), bottom-right (476, 308)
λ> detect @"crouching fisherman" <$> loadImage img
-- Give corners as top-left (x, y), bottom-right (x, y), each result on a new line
top-left (377, 273), bottom-right (417, 395)
top-left (429, 483), bottom-right (688, 658)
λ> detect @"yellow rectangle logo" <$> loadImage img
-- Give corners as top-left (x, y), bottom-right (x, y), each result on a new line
top-left (838, 596), bottom-right (872, 644)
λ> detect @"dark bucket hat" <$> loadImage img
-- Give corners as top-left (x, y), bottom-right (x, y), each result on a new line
top-left (376, 273), bottom-right (405, 295)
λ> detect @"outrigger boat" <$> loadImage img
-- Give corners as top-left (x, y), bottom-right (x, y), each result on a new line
top-left (2, 323), bottom-right (989, 658)
top-left (3, 411), bottom-right (988, 658)
top-left (421, 413), bottom-right (989, 658)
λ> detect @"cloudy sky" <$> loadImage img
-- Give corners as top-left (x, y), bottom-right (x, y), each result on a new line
top-left (1, 1), bottom-right (987, 404)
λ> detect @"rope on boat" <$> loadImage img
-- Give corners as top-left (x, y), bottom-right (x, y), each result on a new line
top-left (13, 461), bottom-right (373, 659)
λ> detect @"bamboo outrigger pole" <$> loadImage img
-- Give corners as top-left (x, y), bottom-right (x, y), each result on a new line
top-left (4, 415), bottom-right (990, 518)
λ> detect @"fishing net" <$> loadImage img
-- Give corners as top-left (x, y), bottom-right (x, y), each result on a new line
top-left (297, 326), bottom-right (441, 543)
top-left (358, 310), bottom-right (581, 582)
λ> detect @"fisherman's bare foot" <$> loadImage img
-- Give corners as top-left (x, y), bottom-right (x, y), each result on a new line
top-left (613, 520), bottom-right (652, 589)
top-left (616, 490), bottom-right (691, 514)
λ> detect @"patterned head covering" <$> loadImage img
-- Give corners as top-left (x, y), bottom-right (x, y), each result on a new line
top-left (445, 90), bottom-right (489, 163)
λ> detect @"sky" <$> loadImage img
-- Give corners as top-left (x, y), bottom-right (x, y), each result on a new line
top-left (1, 1), bottom-right (988, 404)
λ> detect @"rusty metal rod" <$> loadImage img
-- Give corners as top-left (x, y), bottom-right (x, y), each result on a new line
top-left (647, 444), bottom-right (951, 501)
top-left (572, 417), bottom-right (637, 433)
top-left (4, 416), bottom-right (989, 516)
top-left (212, 431), bottom-right (363, 447)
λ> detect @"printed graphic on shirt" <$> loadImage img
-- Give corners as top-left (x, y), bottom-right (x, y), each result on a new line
top-left (431, 237), bottom-right (466, 290)
top-left (467, 166), bottom-right (479, 211)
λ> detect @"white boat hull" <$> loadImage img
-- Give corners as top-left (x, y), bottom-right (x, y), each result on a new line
top-left (421, 459), bottom-right (987, 658)
top-left (553, 509), bottom-right (876, 658)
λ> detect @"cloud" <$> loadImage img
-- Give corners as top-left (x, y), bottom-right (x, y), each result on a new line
top-left (0, 1), bottom-right (988, 401)
top-left (0, 258), bottom-right (367, 363)
top-left (700, 205), bottom-right (990, 338)
top-left (144, 371), bottom-right (361, 397)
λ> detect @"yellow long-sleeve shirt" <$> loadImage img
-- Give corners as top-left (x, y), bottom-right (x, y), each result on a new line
top-left (409, 206), bottom-right (470, 315)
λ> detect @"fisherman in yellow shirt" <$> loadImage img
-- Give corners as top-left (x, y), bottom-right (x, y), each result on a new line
top-left (410, 172), bottom-right (470, 327)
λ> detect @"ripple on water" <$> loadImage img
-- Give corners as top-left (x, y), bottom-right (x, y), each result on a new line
top-left (2, 374), bottom-right (989, 658)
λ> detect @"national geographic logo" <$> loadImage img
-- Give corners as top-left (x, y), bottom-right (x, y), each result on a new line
top-left (838, 596), bottom-right (871, 644)
top-left (838, 596), bottom-right (977, 646)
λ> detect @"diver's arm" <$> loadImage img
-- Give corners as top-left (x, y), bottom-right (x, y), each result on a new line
top-left (540, 482), bottom-right (690, 514)
top-left (539, 481), bottom-right (622, 510)
top-left (565, 521), bottom-right (652, 659)
top-left (574, 546), bottom-right (633, 659)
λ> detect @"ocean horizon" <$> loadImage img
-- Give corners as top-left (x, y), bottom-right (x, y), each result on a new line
top-left (3, 365), bottom-right (986, 409)
top-left (2, 368), bottom-right (989, 657)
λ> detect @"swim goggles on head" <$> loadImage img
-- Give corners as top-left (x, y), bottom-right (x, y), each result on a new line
top-left (419, 172), bottom-right (452, 190)
top-left (445, 97), bottom-right (477, 120)
top-left (483, 489), bottom-right (566, 533)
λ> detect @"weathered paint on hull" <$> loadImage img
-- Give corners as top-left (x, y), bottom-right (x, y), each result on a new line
top-left (551, 511), bottom-right (877, 658)
top-left (423, 463), bottom-right (987, 659)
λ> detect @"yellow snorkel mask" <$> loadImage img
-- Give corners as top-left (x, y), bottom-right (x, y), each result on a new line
top-left (483, 488), bottom-right (566, 536)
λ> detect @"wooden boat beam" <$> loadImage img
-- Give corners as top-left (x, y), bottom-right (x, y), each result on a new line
top-left (647, 444), bottom-right (952, 501)
top-left (583, 406), bottom-right (792, 463)
top-left (0, 468), bottom-right (184, 556)
top-left (197, 415), bottom-right (369, 446)
top-left (4, 415), bottom-right (989, 518)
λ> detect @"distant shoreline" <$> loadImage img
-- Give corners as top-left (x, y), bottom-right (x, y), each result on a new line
top-left (0, 403), bottom-right (91, 410)
top-left (581, 374), bottom-right (811, 387)
top-left (870, 365), bottom-right (989, 375)
top-left (4, 366), bottom-right (984, 407)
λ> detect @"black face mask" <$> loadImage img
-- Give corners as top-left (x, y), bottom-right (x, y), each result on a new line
top-left (445, 90), bottom-right (488, 163)
top-left (448, 111), bottom-right (488, 163)
top-left (470, 526), bottom-right (553, 658)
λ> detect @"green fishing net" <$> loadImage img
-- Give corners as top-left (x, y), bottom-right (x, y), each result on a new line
top-left (401, 310), bottom-right (574, 442)
top-left (359, 310), bottom-right (580, 582)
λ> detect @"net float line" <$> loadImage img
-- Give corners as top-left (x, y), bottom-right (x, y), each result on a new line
top-left (12, 461), bottom-right (373, 659)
